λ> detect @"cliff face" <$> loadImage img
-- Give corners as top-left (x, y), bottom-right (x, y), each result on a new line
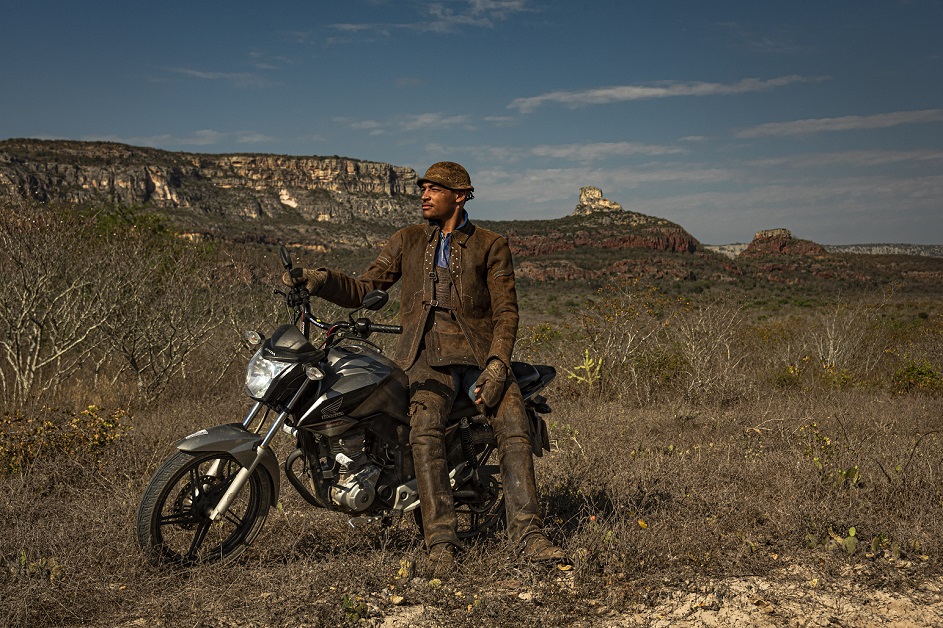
top-left (0, 139), bottom-right (420, 231)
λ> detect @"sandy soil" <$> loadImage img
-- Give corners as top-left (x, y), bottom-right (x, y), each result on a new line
top-left (374, 570), bottom-right (943, 627)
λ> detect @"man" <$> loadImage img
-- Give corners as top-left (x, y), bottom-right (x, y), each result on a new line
top-left (285, 162), bottom-right (564, 575)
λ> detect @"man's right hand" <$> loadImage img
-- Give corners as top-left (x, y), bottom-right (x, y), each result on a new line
top-left (473, 359), bottom-right (508, 409)
top-left (281, 268), bottom-right (327, 294)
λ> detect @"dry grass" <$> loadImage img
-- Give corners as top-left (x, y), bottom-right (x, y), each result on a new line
top-left (2, 383), bottom-right (941, 626)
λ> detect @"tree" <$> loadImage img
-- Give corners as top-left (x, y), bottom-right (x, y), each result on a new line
top-left (0, 199), bottom-right (123, 403)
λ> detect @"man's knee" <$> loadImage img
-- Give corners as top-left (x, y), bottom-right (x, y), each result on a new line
top-left (409, 394), bottom-right (449, 444)
top-left (491, 383), bottom-right (530, 442)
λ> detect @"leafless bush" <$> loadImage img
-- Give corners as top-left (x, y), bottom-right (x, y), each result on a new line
top-left (0, 198), bottom-right (261, 408)
top-left (0, 199), bottom-right (131, 404)
top-left (668, 299), bottom-right (748, 404)
top-left (804, 297), bottom-right (887, 380)
top-left (575, 279), bottom-right (681, 404)
top-left (95, 240), bottom-right (239, 402)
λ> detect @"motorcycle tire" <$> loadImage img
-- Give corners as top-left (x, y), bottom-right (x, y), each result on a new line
top-left (136, 450), bottom-right (273, 566)
top-left (413, 423), bottom-right (506, 540)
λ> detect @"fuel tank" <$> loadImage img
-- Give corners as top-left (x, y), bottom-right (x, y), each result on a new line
top-left (295, 345), bottom-right (409, 432)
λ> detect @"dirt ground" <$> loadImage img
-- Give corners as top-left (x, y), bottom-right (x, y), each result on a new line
top-left (373, 570), bottom-right (943, 627)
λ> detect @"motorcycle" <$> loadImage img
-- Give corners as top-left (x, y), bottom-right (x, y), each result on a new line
top-left (136, 246), bottom-right (555, 565)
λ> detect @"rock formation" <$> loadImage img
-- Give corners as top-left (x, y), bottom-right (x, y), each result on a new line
top-left (740, 228), bottom-right (828, 258)
top-left (502, 187), bottom-right (700, 259)
top-left (572, 186), bottom-right (623, 215)
top-left (0, 139), bottom-right (420, 232)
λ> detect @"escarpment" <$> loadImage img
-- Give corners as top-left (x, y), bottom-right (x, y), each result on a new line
top-left (0, 139), bottom-right (420, 233)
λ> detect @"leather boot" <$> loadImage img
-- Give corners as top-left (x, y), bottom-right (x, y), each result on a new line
top-left (410, 397), bottom-right (461, 549)
top-left (490, 381), bottom-right (544, 543)
top-left (407, 354), bottom-right (461, 550)
top-left (427, 542), bottom-right (458, 578)
top-left (521, 532), bottom-right (567, 563)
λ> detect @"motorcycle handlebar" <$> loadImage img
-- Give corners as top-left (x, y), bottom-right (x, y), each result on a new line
top-left (370, 323), bottom-right (403, 334)
top-left (305, 316), bottom-right (400, 335)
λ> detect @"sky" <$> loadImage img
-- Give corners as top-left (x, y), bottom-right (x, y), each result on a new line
top-left (2, 0), bottom-right (942, 245)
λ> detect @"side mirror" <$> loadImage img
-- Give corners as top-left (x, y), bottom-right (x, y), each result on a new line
top-left (279, 245), bottom-right (292, 271)
top-left (361, 290), bottom-right (389, 311)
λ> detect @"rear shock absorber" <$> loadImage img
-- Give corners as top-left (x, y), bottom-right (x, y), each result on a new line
top-left (459, 417), bottom-right (479, 470)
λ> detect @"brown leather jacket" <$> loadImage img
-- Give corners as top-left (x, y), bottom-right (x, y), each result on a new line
top-left (316, 219), bottom-right (518, 371)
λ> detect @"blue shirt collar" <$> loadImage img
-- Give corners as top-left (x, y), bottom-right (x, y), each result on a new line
top-left (434, 210), bottom-right (468, 268)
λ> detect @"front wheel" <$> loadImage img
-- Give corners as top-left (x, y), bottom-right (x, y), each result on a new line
top-left (136, 450), bottom-right (273, 566)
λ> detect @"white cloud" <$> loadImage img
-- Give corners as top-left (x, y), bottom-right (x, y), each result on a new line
top-left (508, 75), bottom-right (824, 113)
top-left (747, 149), bottom-right (943, 169)
top-left (338, 112), bottom-right (473, 134)
top-left (736, 108), bottom-right (943, 138)
top-left (529, 141), bottom-right (687, 160)
top-left (483, 116), bottom-right (517, 127)
top-left (422, 140), bottom-right (686, 164)
top-left (84, 130), bottom-right (275, 148)
top-left (170, 67), bottom-right (273, 89)
top-left (328, 0), bottom-right (535, 36)
top-left (401, 112), bottom-right (472, 131)
top-left (474, 163), bottom-right (738, 206)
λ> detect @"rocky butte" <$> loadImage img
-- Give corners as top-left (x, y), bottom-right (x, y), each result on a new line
top-left (739, 228), bottom-right (828, 258)
top-left (506, 186), bottom-right (700, 257)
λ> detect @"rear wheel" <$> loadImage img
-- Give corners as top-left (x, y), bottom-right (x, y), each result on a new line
top-left (136, 450), bottom-right (272, 566)
top-left (414, 424), bottom-right (505, 540)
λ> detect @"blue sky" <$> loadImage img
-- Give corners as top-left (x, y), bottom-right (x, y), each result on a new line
top-left (2, 0), bottom-right (942, 245)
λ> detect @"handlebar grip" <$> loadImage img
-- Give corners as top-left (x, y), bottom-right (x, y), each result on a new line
top-left (371, 324), bottom-right (403, 334)
top-left (306, 315), bottom-right (332, 330)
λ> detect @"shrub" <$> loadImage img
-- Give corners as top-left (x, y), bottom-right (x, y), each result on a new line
top-left (0, 405), bottom-right (131, 474)
top-left (575, 279), bottom-right (681, 404)
top-left (666, 299), bottom-right (748, 404)
top-left (892, 359), bottom-right (943, 395)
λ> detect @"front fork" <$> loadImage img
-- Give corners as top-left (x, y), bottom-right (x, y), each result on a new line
top-left (207, 380), bottom-right (312, 521)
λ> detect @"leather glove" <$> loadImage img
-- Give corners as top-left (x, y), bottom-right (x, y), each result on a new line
top-left (474, 359), bottom-right (508, 409)
top-left (281, 268), bottom-right (327, 294)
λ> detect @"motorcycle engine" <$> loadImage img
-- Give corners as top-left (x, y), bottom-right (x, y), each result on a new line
top-left (327, 429), bottom-right (381, 512)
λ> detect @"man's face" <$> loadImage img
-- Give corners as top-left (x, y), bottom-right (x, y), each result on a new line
top-left (421, 182), bottom-right (465, 224)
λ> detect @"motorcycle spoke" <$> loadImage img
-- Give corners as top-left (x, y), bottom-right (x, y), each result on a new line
top-left (159, 510), bottom-right (200, 527)
top-left (185, 519), bottom-right (212, 561)
top-left (224, 509), bottom-right (245, 528)
top-left (188, 467), bottom-right (202, 498)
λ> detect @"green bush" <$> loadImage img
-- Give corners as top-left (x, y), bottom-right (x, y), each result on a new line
top-left (0, 405), bottom-right (131, 474)
top-left (893, 359), bottom-right (943, 394)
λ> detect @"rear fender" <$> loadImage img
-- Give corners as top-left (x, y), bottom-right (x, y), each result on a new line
top-left (175, 423), bottom-right (281, 504)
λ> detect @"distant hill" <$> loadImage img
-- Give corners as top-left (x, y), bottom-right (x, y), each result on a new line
top-left (0, 139), bottom-right (700, 257)
top-left (824, 243), bottom-right (943, 257)
top-left (0, 138), bottom-right (419, 249)
top-left (707, 242), bottom-right (943, 259)
top-left (2, 139), bottom-right (941, 297)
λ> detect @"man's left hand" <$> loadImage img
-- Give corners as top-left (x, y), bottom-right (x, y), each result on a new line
top-left (474, 359), bottom-right (507, 409)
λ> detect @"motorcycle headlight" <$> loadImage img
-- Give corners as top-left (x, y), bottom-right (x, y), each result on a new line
top-left (245, 349), bottom-right (294, 400)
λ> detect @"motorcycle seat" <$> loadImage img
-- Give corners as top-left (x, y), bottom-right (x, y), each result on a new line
top-left (446, 361), bottom-right (547, 422)
top-left (511, 361), bottom-right (540, 388)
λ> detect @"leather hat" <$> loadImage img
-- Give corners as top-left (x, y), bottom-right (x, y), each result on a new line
top-left (417, 162), bottom-right (474, 195)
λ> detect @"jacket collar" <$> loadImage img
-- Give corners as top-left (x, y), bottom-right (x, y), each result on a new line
top-left (425, 210), bottom-right (475, 245)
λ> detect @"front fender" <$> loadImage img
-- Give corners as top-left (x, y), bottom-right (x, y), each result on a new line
top-left (176, 423), bottom-right (281, 505)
